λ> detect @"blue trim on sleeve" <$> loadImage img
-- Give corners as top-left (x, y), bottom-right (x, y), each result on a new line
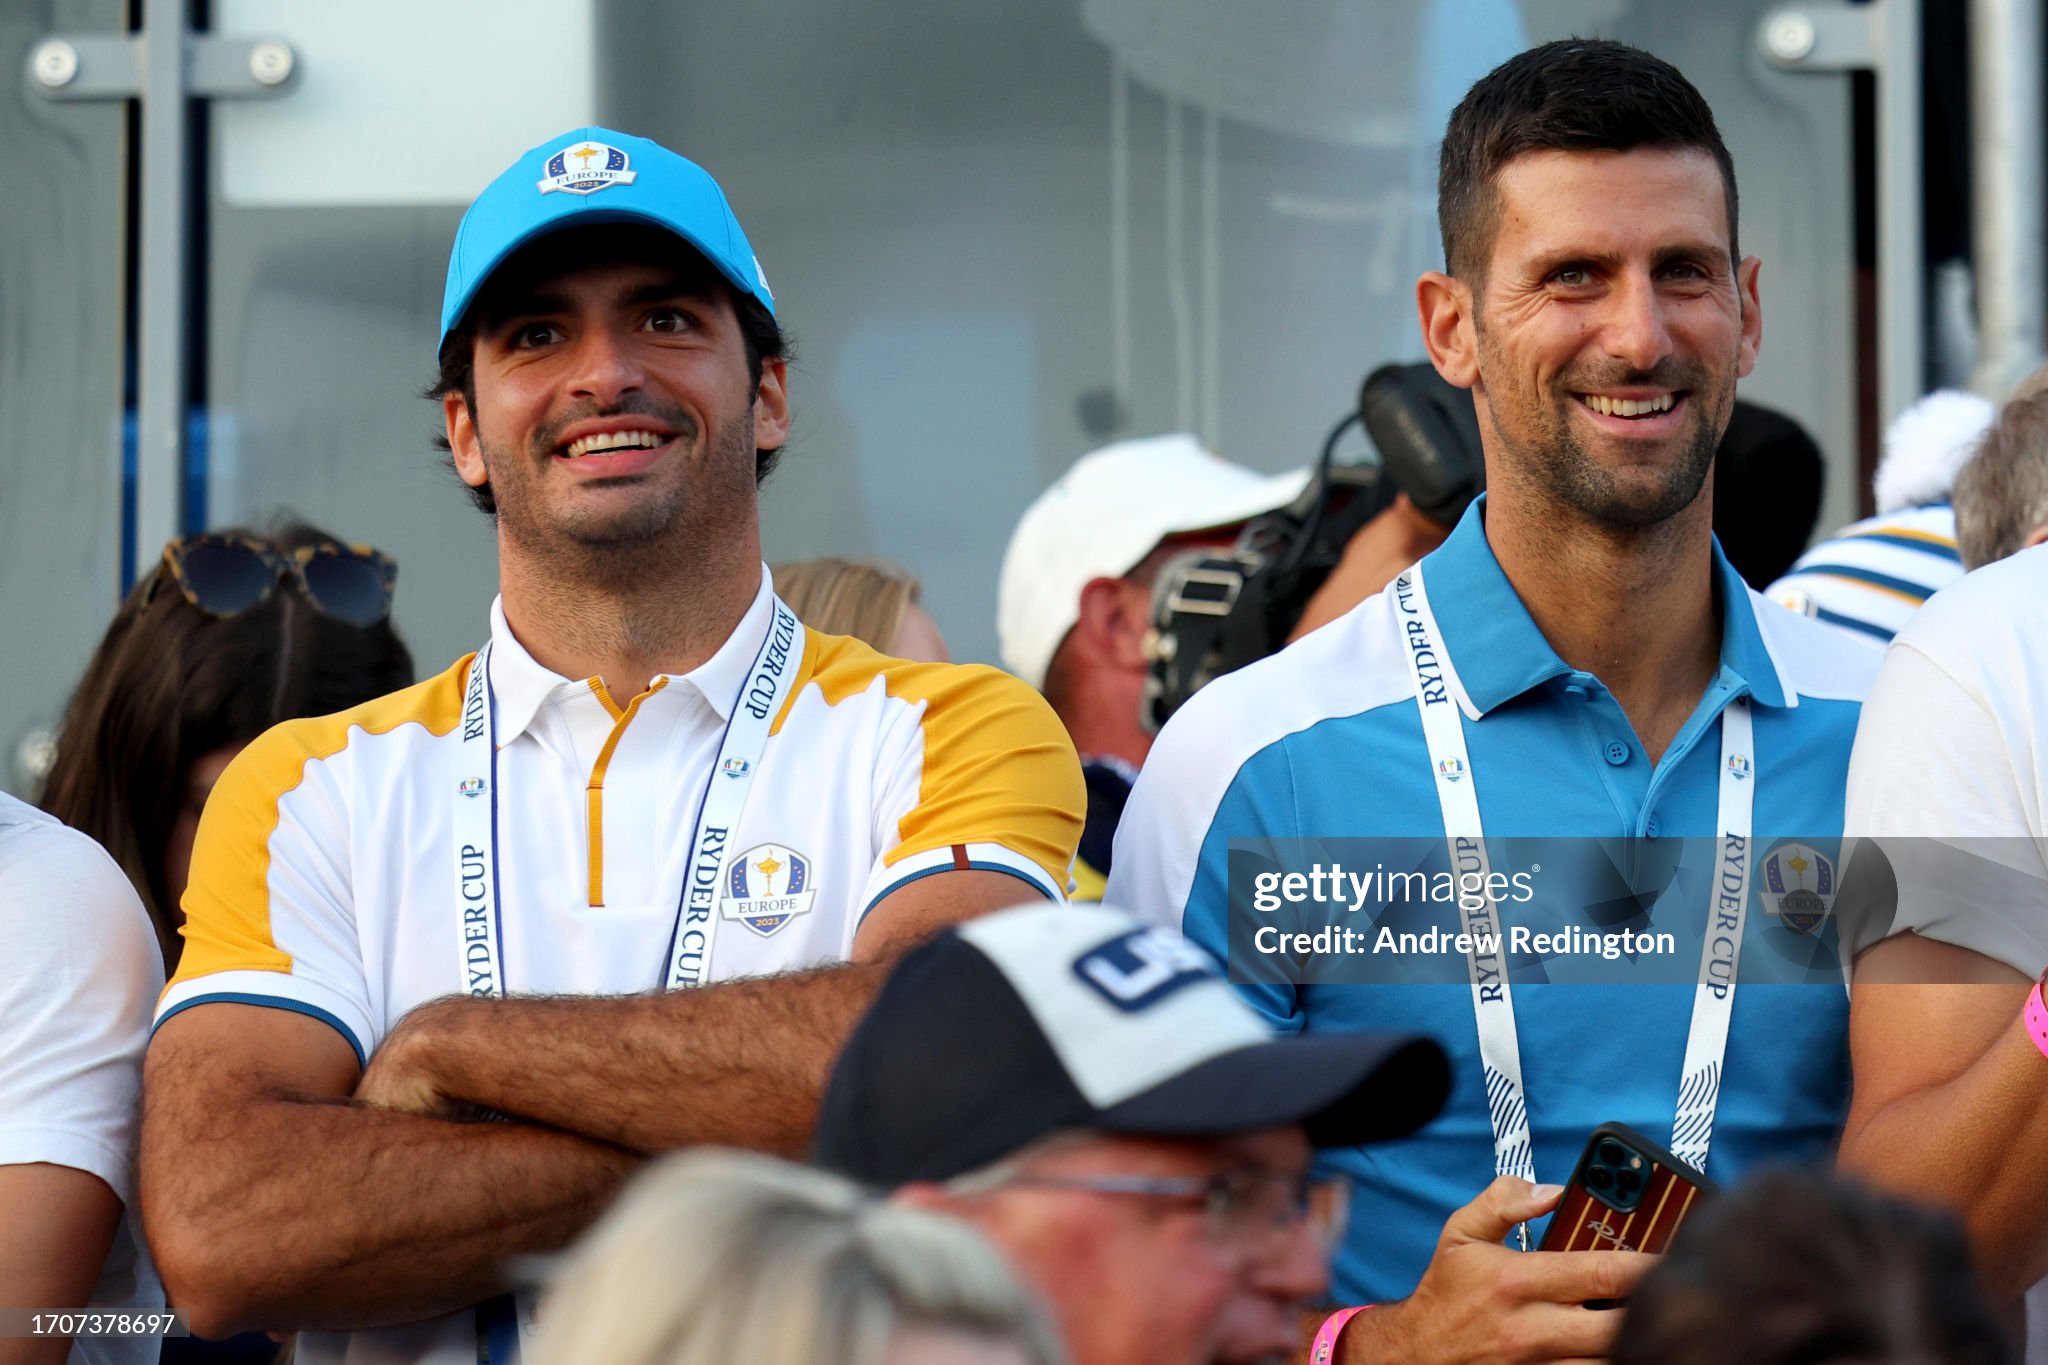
top-left (858, 860), bottom-right (1058, 923)
top-left (153, 992), bottom-right (368, 1068)
top-left (1812, 606), bottom-right (1897, 643)
top-left (1841, 531), bottom-right (1962, 561)
top-left (1798, 563), bottom-right (1937, 602)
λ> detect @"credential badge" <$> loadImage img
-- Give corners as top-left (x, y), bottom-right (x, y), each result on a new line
top-left (537, 141), bottom-right (637, 196)
top-left (1762, 841), bottom-right (1835, 935)
top-left (720, 843), bottom-right (818, 937)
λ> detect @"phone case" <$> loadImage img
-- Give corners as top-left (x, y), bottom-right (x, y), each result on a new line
top-left (1536, 1121), bottom-right (1717, 1254)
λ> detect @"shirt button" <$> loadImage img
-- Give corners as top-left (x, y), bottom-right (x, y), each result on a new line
top-left (1604, 741), bottom-right (1630, 766)
top-left (1647, 815), bottom-right (1662, 838)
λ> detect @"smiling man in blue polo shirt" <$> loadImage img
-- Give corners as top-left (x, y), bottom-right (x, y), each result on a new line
top-left (1109, 40), bottom-right (1877, 1365)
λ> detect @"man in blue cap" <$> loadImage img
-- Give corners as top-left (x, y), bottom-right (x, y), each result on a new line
top-left (139, 129), bottom-right (1083, 1365)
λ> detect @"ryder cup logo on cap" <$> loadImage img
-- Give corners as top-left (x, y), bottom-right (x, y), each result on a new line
top-left (440, 126), bottom-right (776, 352)
top-left (537, 140), bottom-right (637, 196)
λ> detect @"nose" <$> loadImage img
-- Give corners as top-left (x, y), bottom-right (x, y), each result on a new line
top-left (566, 323), bottom-right (644, 407)
top-left (1602, 271), bottom-right (1675, 374)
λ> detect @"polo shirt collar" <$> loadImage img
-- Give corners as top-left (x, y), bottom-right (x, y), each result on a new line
top-left (1420, 495), bottom-right (1790, 718)
top-left (483, 564), bottom-right (778, 743)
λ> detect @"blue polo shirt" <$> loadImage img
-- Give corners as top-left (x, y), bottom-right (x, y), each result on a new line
top-left (1106, 499), bottom-right (1878, 1304)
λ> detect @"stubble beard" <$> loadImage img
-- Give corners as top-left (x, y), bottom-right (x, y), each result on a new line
top-left (1478, 332), bottom-right (1728, 533)
top-left (484, 404), bottom-right (757, 584)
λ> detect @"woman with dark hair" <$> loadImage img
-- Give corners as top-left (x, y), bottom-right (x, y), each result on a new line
top-left (39, 521), bottom-right (414, 971)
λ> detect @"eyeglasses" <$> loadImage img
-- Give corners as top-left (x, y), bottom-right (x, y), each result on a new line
top-left (994, 1169), bottom-right (1351, 1256)
top-left (144, 532), bottom-right (397, 627)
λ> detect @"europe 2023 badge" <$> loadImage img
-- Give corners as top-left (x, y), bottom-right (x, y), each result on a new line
top-left (720, 844), bottom-right (818, 938)
top-left (1762, 842), bottom-right (1836, 936)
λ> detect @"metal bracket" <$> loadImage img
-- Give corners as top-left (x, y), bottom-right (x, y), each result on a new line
top-left (27, 32), bottom-right (296, 102)
top-left (1757, 5), bottom-right (1879, 71)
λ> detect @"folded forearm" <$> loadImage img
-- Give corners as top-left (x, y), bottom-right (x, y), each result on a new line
top-left (144, 1097), bottom-right (636, 1336)
top-left (407, 964), bottom-right (886, 1154)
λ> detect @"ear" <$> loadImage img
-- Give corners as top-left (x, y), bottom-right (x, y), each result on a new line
top-left (2024, 523), bottom-right (2048, 552)
top-left (445, 390), bottom-right (488, 489)
top-left (1735, 256), bottom-right (1763, 378)
top-left (753, 355), bottom-right (791, 451)
top-left (1418, 271), bottom-right (1479, 390)
top-left (1075, 576), bottom-right (1152, 672)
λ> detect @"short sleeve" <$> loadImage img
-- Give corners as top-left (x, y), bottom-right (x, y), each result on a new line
top-left (156, 721), bottom-right (378, 1065)
top-left (0, 810), bottom-right (164, 1200)
top-left (1844, 640), bottom-right (2048, 976)
top-left (857, 664), bottom-right (1084, 914)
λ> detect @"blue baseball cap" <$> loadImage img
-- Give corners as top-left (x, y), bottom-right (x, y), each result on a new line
top-left (439, 126), bottom-right (775, 354)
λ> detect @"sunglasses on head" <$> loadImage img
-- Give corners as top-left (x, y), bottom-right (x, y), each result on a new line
top-left (144, 532), bottom-right (398, 627)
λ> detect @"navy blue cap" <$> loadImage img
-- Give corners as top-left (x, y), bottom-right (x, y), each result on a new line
top-left (439, 127), bottom-right (775, 352)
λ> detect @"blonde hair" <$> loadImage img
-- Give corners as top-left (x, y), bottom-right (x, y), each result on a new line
top-left (772, 557), bottom-right (921, 651)
top-left (531, 1150), bottom-right (1067, 1365)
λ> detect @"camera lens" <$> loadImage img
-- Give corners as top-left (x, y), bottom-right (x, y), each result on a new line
top-left (1585, 1166), bottom-right (1613, 1191)
top-left (1597, 1141), bottom-right (1629, 1166)
top-left (1614, 1168), bottom-right (1642, 1196)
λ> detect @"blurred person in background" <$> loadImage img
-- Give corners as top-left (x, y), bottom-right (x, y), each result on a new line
top-left (997, 435), bottom-right (1305, 898)
top-left (1610, 1170), bottom-right (2012, 1365)
top-left (774, 557), bottom-right (949, 661)
top-left (38, 523), bottom-right (412, 972)
top-left (531, 1149), bottom-right (1065, 1365)
top-left (1768, 388), bottom-right (1992, 647)
top-left (1953, 383), bottom-right (2048, 570)
top-left (814, 902), bottom-right (1450, 1365)
top-left (1, 792), bottom-right (165, 1365)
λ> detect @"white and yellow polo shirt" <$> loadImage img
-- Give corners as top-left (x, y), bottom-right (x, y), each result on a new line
top-left (158, 576), bottom-right (1084, 1065)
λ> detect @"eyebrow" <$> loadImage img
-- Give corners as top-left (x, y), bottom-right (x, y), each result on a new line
top-left (1523, 242), bottom-right (1732, 277)
top-left (481, 275), bottom-right (721, 330)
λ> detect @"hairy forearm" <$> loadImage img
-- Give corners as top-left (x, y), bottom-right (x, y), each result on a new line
top-left (385, 962), bottom-right (888, 1154)
top-left (142, 1088), bottom-right (636, 1337)
top-left (1841, 1023), bottom-right (2048, 1297)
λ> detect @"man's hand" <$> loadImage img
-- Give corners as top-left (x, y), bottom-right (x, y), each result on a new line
top-left (1337, 1178), bottom-right (1654, 1365)
top-left (355, 1001), bottom-right (467, 1119)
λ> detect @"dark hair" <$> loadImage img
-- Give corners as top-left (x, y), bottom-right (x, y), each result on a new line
top-left (427, 239), bottom-right (791, 514)
top-left (1437, 38), bottom-right (1739, 283)
top-left (1954, 389), bottom-right (2048, 569)
top-left (1612, 1170), bottom-right (2014, 1365)
top-left (38, 520), bottom-right (415, 969)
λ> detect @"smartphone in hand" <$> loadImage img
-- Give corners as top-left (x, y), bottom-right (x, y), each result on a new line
top-left (1538, 1122), bottom-right (1716, 1256)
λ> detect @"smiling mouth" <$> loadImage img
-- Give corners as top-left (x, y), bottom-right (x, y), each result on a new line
top-left (1576, 393), bottom-right (1679, 419)
top-left (560, 428), bottom-right (672, 459)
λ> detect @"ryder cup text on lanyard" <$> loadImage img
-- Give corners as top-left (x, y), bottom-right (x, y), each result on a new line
top-left (453, 597), bottom-right (802, 1001)
top-left (1393, 565), bottom-right (1753, 1223)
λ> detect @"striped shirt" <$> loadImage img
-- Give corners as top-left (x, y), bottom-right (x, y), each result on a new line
top-left (1767, 503), bottom-right (1964, 646)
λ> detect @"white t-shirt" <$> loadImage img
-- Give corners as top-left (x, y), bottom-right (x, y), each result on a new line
top-left (0, 793), bottom-right (167, 1365)
top-left (1843, 544), bottom-right (2048, 972)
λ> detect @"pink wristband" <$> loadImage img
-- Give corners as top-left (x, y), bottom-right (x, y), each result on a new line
top-left (2024, 978), bottom-right (2048, 1062)
top-left (1311, 1306), bottom-right (1373, 1364)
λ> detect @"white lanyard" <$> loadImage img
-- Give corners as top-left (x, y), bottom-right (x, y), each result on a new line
top-left (452, 595), bottom-right (802, 1000)
top-left (1392, 563), bottom-right (1755, 1202)
top-left (449, 598), bottom-right (800, 1364)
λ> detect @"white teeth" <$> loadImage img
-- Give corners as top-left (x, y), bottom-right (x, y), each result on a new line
top-left (564, 429), bottom-right (666, 459)
top-left (1583, 394), bottom-right (1675, 418)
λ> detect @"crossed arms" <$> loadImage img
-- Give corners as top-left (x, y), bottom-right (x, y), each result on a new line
top-left (141, 868), bottom-right (1031, 1338)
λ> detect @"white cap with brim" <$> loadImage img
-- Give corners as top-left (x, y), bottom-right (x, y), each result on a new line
top-left (997, 434), bottom-right (1310, 690)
